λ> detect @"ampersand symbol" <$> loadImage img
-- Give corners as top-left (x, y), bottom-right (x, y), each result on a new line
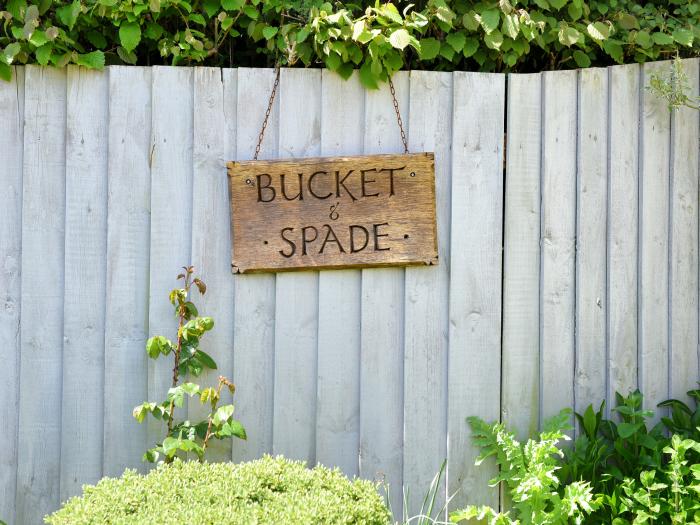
top-left (329, 202), bottom-right (340, 221)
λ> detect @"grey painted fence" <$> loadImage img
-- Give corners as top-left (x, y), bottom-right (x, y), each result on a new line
top-left (0, 59), bottom-right (698, 525)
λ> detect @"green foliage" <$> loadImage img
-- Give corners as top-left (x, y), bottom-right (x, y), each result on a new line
top-left (44, 456), bottom-right (392, 525)
top-left (658, 386), bottom-right (700, 440)
top-left (1, 0), bottom-right (698, 87)
top-left (390, 459), bottom-right (454, 525)
top-left (449, 410), bottom-right (598, 524)
top-left (647, 55), bottom-right (700, 111)
top-left (133, 266), bottom-right (245, 463)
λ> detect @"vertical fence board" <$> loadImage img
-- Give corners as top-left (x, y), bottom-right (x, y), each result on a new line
top-left (272, 69), bottom-right (321, 462)
top-left (316, 70), bottom-right (363, 476)
top-left (403, 70), bottom-right (452, 516)
top-left (575, 68), bottom-right (608, 415)
top-left (360, 71), bottom-right (409, 514)
top-left (16, 66), bottom-right (66, 524)
top-left (669, 58), bottom-right (699, 402)
top-left (447, 72), bottom-right (505, 510)
top-left (190, 67), bottom-right (234, 461)
top-left (541, 70), bottom-right (577, 426)
top-left (232, 68), bottom-right (278, 462)
top-left (607, 64), bottom-right (640, 403)
top-left (502, 73), bottom-right (541, 439)
top-left (148, 67), bottom-right (194, 445)
top-left (103, 67), bottom-right (152, 477)
top-left (0, 66), bottom-right (23, 523)
top-left (60, 67), bottom-right (108, 500)
top-left (639, 61), bottom-right (671, 418)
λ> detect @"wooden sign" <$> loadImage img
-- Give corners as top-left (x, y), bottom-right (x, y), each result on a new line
top-left (227, 152), bottom-right (437, 273)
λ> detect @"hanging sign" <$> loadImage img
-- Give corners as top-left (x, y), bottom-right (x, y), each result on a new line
top-left (227, 152), bottom-right (438, 273)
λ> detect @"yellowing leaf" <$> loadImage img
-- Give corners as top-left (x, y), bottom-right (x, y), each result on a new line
top-left (389, 28), bottom-right (411, 50)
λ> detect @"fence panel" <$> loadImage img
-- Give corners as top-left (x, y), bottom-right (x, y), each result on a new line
top-left (0, 60), bottom-right (698, 525)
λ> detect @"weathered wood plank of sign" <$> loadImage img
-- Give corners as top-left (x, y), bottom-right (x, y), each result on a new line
top-left (227, 153), bottom-right (438, 273)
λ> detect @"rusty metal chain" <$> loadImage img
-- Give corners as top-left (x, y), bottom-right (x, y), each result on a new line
top-left (388, 76), bottom-right (409, 154)
top-left (253, 65), bottom-right (281, 161)
top-left (253, 67), bottom-right (409, 158)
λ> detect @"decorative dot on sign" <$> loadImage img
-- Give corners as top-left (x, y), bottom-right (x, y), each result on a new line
top-left (245, 178), bottom-right (253, 185)
top-left (410, 172), bottom-right (416, 177)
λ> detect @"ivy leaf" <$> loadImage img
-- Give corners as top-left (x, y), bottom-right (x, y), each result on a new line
top-left (56, 0), bottom-right (81, 31)
top-left (388, 28), bottom-right (411, 50)
top-left (418, 37), bottom-right (440, 60)
top-left (479, 9), bottom-right (500, 34)
top-left (119, 21), bottom-right (141, 53)
top-left (446, 31), bottom-right (466, 52)
top-left (75, 50), bottom-right (105, 69)
top-left (672, 28), bottom-right (693, 47)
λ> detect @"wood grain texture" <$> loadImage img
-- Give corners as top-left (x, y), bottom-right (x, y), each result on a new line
top-left (190, 67), bottom-right (234, 462)
top-left (403, 70), bottom-right (452, 517)
top-left (502, 73), bottom-right (541, 440)
top-left (60, 66), bottom-right (108, 500)
top-left (607, 63), bottom-right (639, 403)
top-left (231, 68), bottom-right (278, 462)
top-left (315, 69), bottom-right (363, 476)
top-left (639, 61), bottom-right (671, 420)
top-left (148, 67), bottom-right (194, 445)
top-left (228, 153), bottom-right (437, 273)
top-left (0, 66), bottom-right (23, 523)
top-left (360, 71), bottom-right (408, 515)
top-left (575, 68), bottom-right (608, 416)
top-left (447, 71), bottom-right (505, 510)
top-left (272, 68), bottom-right (321, 463)
top-left (669, 58), bottom-right (699, 402)
top-left (541, 70), bottom-right (577, 428)
top-left (16, 66), bottom-right (66, 525)
top-left (103, 67), bottom-right (151, 477)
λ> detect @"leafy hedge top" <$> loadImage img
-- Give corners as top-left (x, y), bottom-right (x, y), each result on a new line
top-left (1, 0), bottom-right (698, 87)
top-left (45, 455), bottom-right (392, 525)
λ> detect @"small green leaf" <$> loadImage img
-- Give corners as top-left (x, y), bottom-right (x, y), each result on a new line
top-left (262, 25), bottom-right (278, 40)
top-left (617, 421), bottom-right (643, 439)
top-left (559, 24), bottom-right (581, 46)
top-left (195, 350), bottom-right (218, 370)
top-left (635, 30), bottom-right (652, 49)
top-left (618, 12), bottom-right (638, 30)
top-left (672, 28), bottom-right (693, 47)
top-left (35, 44), bottom-right (52, 66)
top-left (587, 22), bottom-right (609, 40)
top-left (388, 28), bottom-right (411, 50)
top-left (119, 21), bottom-right (141, 53)
top-left (479, 9), bottom-right (500, 34)
top-left (484, 30), bottom-right (504, 50)
top-left (212, 404), bottom-right (235, 425)
top-left (603, 39), bottom-right (623, 63)
top-left (462, 37), bottom-right (479, 58)
top-left (75, 50), bottom-right (105, 70)
top-left (221, 0), bottom-right (245, 9)
top-left (3, 43), bottom-right (21, 64)
top-left (549, 0), bottom-right (567, 10)
top-left (503, 14), bottom-right (520, 39)
top-left (56, 0), bottom-right (81, 31)
top-left (0, 63), bottom-right (13, 82)
top-left (418, 38), bottom-right (440, 60)
top-left (573, 50), bottom-right (591, 68)
top-left (446, 31), bottom-right (466, 52)
top-left (651, 32), bottom-right (674, 45)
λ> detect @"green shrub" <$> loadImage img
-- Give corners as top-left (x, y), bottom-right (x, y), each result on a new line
top-left (1, 0), bottom-right (698, 85)
top-left (45, 456), bottom-right (392, 525)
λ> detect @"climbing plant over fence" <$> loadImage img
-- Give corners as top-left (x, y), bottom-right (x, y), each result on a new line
top-left (1, 0), bottom-right (698, 85)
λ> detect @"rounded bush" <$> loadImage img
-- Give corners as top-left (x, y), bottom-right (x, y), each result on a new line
top-left (45, 456), bottom-right (391, 525)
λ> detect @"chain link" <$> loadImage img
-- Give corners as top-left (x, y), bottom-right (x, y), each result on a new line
top-left (253, 65), bottom-right (281, 161)
top-left (253, 68), bottom-right (409, 159)
top-left (388, 76), bottom-right (409, 154)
